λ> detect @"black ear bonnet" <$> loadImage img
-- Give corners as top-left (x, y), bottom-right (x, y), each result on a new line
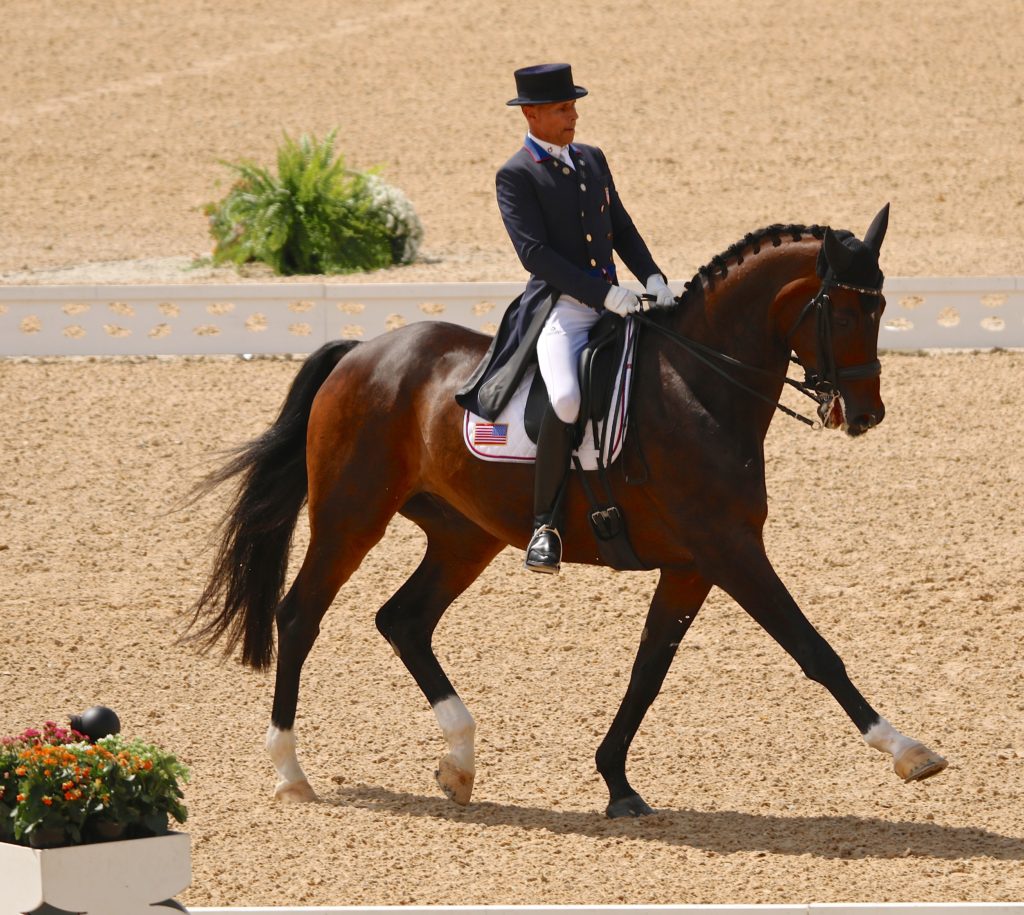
top-left (815, 230), bottom-right (884, 292)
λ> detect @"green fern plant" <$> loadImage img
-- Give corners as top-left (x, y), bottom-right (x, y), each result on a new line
top-left (206, 130), bottom-right (419, 275)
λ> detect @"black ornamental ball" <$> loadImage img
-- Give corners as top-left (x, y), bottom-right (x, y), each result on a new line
top-left (69, 705), bottom-right (121, 741)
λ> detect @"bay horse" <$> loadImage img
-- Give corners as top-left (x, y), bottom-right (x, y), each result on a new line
top-left (185, 204), bottom-right (947, 818)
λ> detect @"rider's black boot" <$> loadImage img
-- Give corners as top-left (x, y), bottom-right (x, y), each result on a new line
top-left (525, 406), bottom-right (574, 574)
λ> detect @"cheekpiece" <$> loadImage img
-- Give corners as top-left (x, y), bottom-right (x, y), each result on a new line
top-left (507, 63), bottom-right (588, 106)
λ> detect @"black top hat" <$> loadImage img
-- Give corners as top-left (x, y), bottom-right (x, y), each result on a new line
top-left (507, 63), bottom-right (588, 107)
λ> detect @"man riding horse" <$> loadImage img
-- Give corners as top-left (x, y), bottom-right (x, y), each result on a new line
top-left (456, 63), bottom-right (675, 573)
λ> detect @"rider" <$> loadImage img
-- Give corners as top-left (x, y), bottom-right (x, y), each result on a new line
top-left (456, 63), bottom-right (674, 573)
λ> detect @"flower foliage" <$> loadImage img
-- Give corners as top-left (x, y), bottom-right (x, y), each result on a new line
top-left (206, 129), bottom-right (423, 275)
top-left (0, 722), bottom-right (188, 848)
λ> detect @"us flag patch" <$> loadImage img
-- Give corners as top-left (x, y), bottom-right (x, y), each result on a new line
top-left (473, 423), bottom-right (509, 445)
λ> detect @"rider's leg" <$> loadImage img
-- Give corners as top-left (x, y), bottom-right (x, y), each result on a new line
top-left (527, 299), bottom-right (600, 573)
top-left (526, 405), bottom-right (574, 572)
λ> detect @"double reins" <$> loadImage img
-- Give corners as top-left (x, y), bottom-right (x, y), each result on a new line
top-left (635, 273), bottom-right (884, 429)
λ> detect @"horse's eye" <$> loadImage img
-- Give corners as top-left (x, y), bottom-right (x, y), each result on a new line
top-left (834, 313), bottom-right (854, 330)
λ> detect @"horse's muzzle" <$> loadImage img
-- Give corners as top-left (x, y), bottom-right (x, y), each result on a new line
top-left (845, 405), bottom-right (885, 436)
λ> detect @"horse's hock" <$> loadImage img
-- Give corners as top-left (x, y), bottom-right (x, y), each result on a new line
top-left (1, 279), bottom-right (1021, 357)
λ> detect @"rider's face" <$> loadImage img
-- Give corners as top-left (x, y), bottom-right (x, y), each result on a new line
top-left (523, 100), bottom-right (578, 146)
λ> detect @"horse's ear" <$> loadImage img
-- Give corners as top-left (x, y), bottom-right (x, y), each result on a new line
top-left (863, 203), bottom-right (890, 253)
top-left (823, 227), bottom-right (855, 275)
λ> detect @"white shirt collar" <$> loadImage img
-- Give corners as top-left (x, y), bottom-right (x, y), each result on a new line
top-left (528, 132), bottom-right (575, 169)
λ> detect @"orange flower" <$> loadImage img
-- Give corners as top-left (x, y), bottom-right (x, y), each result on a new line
top-left (15, 766), bottom-right (26, 776)
top-left (16, 793), bottom-right (25, 802)
top-left (42, 796), bottom-right (53, 806)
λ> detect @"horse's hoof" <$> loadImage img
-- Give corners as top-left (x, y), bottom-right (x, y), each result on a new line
top-left (435, 755), bottom-right (474, 806)
top-left (274, 777), bottom-right (318, 803)
top-left (606, 793), bottom-right (655, 818)
top-left (894, 743), bottom-right (948, 782)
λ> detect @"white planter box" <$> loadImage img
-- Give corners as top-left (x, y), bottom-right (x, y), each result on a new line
top-left (0, 831), bottom-right (190, 915)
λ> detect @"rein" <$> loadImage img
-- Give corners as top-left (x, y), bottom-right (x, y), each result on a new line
top-left (636, 275), bottom-right (883, 430)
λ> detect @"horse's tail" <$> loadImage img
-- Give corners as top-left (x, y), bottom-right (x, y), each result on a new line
top-left (182, 340), bottom-right (359, 670)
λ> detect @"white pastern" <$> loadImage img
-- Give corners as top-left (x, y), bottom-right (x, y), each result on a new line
top-left (863, 717), bottom-right (918, 759)
top-left (433, 696), bottom-right (476, 774)
top-left (266, 724), bottom-right (309, 787)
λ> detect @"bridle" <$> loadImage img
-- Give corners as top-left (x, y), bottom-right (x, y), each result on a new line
top-left (782, 271), bottom-right (884, 423)
top-left (636, 271), bottom-right (885, 429)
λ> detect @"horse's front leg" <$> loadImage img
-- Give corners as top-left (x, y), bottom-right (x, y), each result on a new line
top-left (596, 567), bottom-right (712, 818)
top-left (707, 537), bottom-right (948, 783)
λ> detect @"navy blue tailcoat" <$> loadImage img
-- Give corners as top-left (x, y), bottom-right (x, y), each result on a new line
top-left (455, 139), bottom-right (663, 420)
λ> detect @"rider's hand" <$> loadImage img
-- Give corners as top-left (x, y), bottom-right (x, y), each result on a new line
top-left (646, 273), bottom-right (675, 308)
top-left (604, 285), bottom-right (640, 317)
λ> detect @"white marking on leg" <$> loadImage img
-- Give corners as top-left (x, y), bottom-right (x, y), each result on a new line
top-left (863, 717), bottom-right (918, 759)
top-left (266, 724), bottom-right (309, 787)
top-left (433, 696), bottom-right (476, 774)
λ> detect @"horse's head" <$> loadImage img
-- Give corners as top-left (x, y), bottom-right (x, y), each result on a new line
top-left (788, 204), bottom-right (889, 437)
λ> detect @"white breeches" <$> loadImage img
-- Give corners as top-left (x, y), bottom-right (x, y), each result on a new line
top-left (536, 296), bottom-right (603, 424)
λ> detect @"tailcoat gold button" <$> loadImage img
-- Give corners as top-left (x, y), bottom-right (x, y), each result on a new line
top-left (590, 258), bottom-right (597, 267)
top-left (586, 233), bottom-right (592, 242)
top-left (562, 166), bottom-right (571, 175)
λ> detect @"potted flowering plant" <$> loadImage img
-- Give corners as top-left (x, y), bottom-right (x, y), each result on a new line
top-left (0, 713), bottom-right (192, 914)
top-left (1, 720), bottom-right (189, 848)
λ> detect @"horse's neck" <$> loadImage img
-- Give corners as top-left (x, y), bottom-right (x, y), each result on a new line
top-left (678, 241), bottom-right (819, 364)
top-left (656, 241), bottom-right (820, 440)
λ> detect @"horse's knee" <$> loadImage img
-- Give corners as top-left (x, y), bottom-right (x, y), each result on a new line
top-left (797, 639), bottom-right (847, 685)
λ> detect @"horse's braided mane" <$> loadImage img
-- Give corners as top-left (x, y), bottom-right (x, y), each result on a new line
top-left (679, 223), bottom-right (827, 303)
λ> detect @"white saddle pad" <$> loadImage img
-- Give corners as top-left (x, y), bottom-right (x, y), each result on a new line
top-left (463, 316), bottom-right (637, 471)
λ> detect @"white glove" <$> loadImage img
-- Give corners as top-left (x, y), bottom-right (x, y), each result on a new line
top-left (604, 285), bottom-right (640, 317)
top-left (646, 273), bottom-right (675, 308)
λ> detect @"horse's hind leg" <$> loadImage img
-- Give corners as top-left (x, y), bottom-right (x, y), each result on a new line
top-left (707, 538), bottom-right (948, 783)
top-left (268, 475), bottom-right (409, 802)
top-left (376, 495), bottom-right (504, 806)
top-left (597, 568), bottom-right (712, 817)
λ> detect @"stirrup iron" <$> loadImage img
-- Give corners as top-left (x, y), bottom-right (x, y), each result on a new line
top-left (525, 524), bottom-right (562, 574)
